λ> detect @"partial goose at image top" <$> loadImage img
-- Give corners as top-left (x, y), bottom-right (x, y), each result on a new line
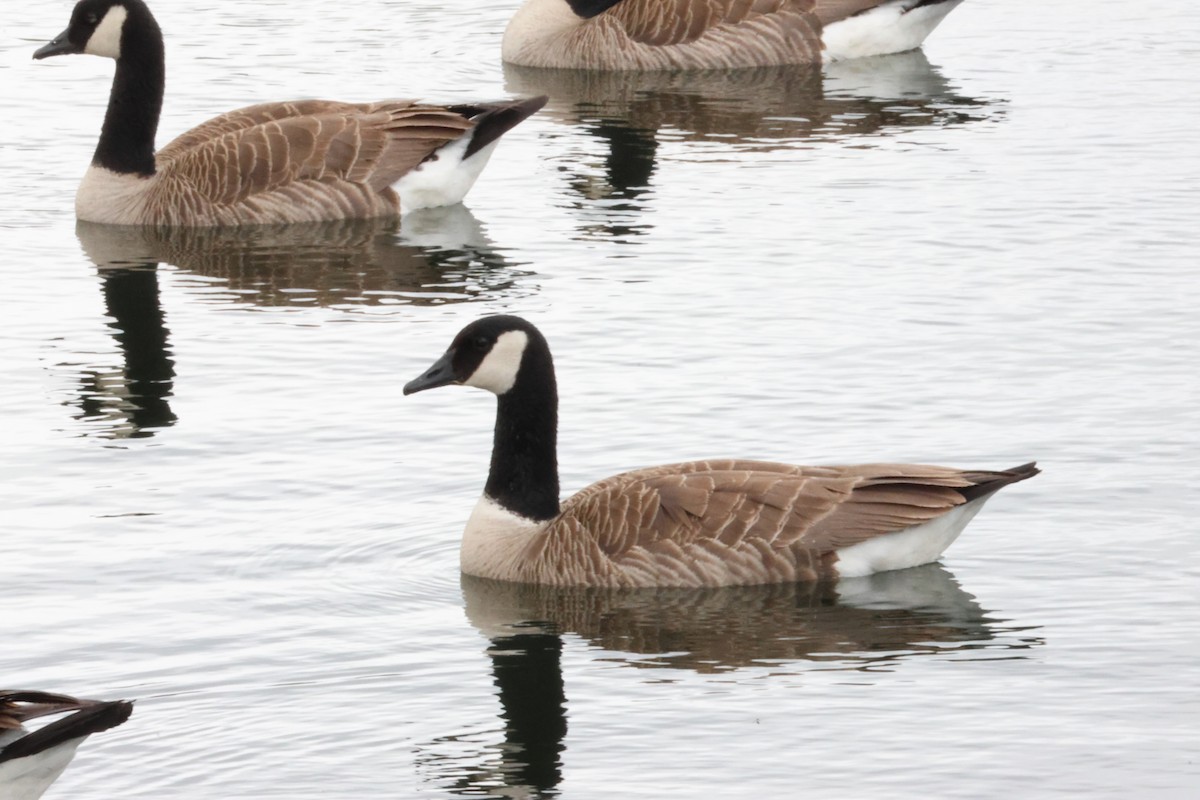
top-left (502, 0), bottom-right (966, 70)
top-left (404, 315), bottom-right (1039, 588)
top-left (32, 0), bottom-right (547, 227)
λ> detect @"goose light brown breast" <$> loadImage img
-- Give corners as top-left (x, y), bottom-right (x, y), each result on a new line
top-left (34, 0), bottom-right (546, 226)
top-left (502, 0), bottom-right (966, 70)
top-left (404, 316), bottom-right (1039, 588)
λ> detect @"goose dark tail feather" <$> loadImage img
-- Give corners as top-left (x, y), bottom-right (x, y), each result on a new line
top-left (0, 700), bottom-right (133, 763)
top-left (450, 95), bottom-right (549, 159)
top-left (957, 462), bottom-right (1040, 503)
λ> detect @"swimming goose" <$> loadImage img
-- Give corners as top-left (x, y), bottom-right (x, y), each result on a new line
top-left (502, 0), bottom-right (965, 70)
top-left (405, 315), bottom-right (1038, 588)
top-left (34, 0), bottom-right (547, 226)
top-left (0, 690), bottom-right (133, 800)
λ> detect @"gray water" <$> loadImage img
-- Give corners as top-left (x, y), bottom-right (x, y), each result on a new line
top-left (2, 1), bottom-right (1199, 797)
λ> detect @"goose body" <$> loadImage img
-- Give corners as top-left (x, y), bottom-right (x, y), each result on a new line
top-left (405, 316), bottom-right (1038, 588)
top-left (502, 0), bottom-right (966, 70)
top-left (34, 0), bottom-right (546, 226)
top-left (0, 690), bottom-right (133, 800)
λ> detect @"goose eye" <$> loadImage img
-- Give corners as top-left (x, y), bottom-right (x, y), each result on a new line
top-left (86, 12), bottom-right (99, 24)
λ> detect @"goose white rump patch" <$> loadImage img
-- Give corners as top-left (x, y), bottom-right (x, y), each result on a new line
top-left (396, 135), bottom-right (502, 211)
top-left (821, 0), bottom-right (964, 62)
top-left (834, 494), bottom-right (990, 578)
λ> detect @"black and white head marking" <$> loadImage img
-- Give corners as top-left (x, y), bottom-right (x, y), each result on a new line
top-left (83, 2), bottom-right (129, 59)
top-left (463, 329), bottom-right (529, 395)
top-left (33, 0), bottom-right (135, 61)
top-left (405, 316), bottom-right (537, 397)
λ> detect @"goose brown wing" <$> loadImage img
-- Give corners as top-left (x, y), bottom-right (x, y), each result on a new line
top-left (560, 461), bottom-right (994, 560)
top-left (156, 103), bottom-right (474, 205)
top-left (156, 100), bottom-right (371, 165)
top-left (811, 0), bottom-right (898, 26)
top-left (607, 0), bottom-right (811, 47)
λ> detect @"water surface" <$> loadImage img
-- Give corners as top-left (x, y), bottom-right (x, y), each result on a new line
top-left (2, 1), bottom-right (1198, 798)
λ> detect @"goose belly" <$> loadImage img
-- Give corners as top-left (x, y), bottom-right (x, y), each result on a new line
top-left (833, 494), bottom-right (990, 578)
top-left (821, 0), bottom-right (964, 62)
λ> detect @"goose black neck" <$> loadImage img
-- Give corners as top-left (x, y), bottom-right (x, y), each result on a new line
top-left (485, 346), bottom-right (560, 522)
top-left (94, 12), bottom-right (163, 176)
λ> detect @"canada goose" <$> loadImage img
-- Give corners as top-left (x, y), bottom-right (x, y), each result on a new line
top-left (33, 0), bottom-right (547, 226)
top-left (405, 316), bottom-right (1038, 588)
top-left (502, 0), bottom-right (966, 70)
top-left (0, 690), bottom-right (133, 800)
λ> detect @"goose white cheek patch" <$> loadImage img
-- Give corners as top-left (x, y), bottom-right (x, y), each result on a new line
top-left (465, 330), bottom-right (529, 395)
top-left (85, 5), bottom-right (128, 59)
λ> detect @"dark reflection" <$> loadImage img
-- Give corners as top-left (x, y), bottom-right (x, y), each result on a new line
top-left (76, 208), bottom-right (531, 311)
top-left (418, 626), bottom-right (568, 798)
top-left (68, 211), bottom-right (529, 437)
top-left (63, 253), bottom-right (177, 439)
top-left (505, 51), bottom-right (999, 237)
top-left (418, 565), bottom-right (1040, 797)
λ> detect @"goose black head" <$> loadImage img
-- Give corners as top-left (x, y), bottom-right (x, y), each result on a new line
top-left (34, 0), bottom-right (155, 61)
top-left (405, 315), bottom-right (546, 397)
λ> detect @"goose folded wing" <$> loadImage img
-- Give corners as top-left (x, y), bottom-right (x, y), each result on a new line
top-left (811, 0), bottom-right (899, 27)
top-left (158, 105), bottom-right (475, 205)
top-left (156, 100), bottom-right (372, 165)
top-left (568, 462), bottom-right (976, 559)
top-left (608, 0), bottom-right (805, 46)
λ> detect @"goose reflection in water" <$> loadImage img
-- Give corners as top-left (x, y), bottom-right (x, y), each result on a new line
top-left (416, 565), bottom-right (1040, 797)
top-left (62, 253), bottom-right (176, 441)
top-left (66, 211), bottom-right (529, 438)
top-left (76, 208), bottom-right (530, 311)
top-left (505, 51), bottom-right (999, 237)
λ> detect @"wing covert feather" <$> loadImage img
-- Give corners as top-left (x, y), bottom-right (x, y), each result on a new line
top-left (558, 461), bottom-right (995, 565)
top-left (156, 105), bottom-right (474, 206)
top-left (609, 0), bottom-right (800, 46)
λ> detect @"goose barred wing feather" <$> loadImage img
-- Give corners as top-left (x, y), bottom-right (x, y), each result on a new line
top-left (811, 0), bottom-right (900, 25)
top-left (607, 0), bottom-right (798, 46)
top-left (606, 0), bottom-right (932, 45)
top-left (156, 100), bottom-right (371, 165)
top-left (554, 460), bottom-right (1015, 585)
top-left (151, 102), bottom-right (474, 222)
